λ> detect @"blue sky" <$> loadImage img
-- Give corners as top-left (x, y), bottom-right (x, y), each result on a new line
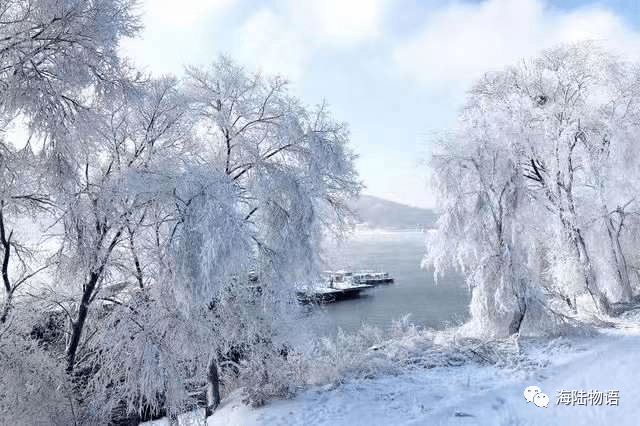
top-left (122, 0), bottom-right (640, 208)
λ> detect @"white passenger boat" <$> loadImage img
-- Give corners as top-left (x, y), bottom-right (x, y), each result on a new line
top-left (352, 271), bottom-right (394, 285)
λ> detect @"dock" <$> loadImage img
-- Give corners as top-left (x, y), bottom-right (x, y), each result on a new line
top-left (296, 284), bottom-right (373, 304)
top-left (295, 270), bottom-right (393, 304)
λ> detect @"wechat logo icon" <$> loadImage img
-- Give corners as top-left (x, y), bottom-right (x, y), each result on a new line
top-left (524, 386), bottom-right (549, 408)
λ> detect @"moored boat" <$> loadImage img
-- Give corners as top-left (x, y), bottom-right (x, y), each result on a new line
top-left (352, 271), bottom-right (394, 285)
top-left (296, 271), bottom-right (373, 304)
top-left (296, 283), bottom-right (373, 304)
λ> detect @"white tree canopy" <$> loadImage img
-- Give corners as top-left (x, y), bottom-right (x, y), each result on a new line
top-left (426, 42), bottom-right (640, 336)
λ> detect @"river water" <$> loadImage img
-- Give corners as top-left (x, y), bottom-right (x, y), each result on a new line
top-left (299, 230), bottom-right (470, 336)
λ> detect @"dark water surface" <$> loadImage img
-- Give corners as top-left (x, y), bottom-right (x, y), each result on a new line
top-left (300, 230), bottom-right (471, 335)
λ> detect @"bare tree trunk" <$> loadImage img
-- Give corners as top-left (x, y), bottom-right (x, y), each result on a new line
top-left (508, 279), bottom-right (527, 335)
top-left (206, 357), bottom-right (221, 416)
top-left (66, 226), bottom-right (122, 372)
top-left (604, 215), bottom-right (632, 302)
top-left (129, 231), bottom-right (144, 289)
top-left (0, 289), bottom-right (14, 323)
top-left (574, 229), bottom-right (612, 316)
top-left (560, 200), bottom-right (612, 316)
top-left (503, 245), bottom-right (527, 336)
top-left (66, 270), bottom-right (100, 372)
top-left (0, 206), bottom-right (13, 323)
top-left (508, 305), bottom-right (526, 335)
top-left (126, 214), bottom-right (146, 289)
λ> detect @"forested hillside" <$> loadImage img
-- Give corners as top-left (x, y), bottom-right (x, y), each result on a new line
top-left (351, 195), bottom-right (437, 230)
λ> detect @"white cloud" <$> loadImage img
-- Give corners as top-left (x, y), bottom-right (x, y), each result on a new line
top-left (230, 0), bottom-right (392, 82)
top-left (145, 0), bottom-right (236, 28)
top-left (120, 0), bottom-right (239, 75)
top-left (287, 0), bottom-right (389, 46)
top-left (393, 0), bottom-right (640, 90)
top-left (232, 8), bottom-right (307, 81)
top-left (557, 7), bottom-right (640, 57)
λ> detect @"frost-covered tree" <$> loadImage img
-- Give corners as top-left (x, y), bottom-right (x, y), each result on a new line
top-left (0, 2), bottom-right (359, 420)
top-left (424, 119), bottom-right (529, 337)
top-left (505, 44), bottom-right (639, 314)
top-left (0, 0), bottom-right (140, 327)
top-left (0, 132), bottom-right (56, 323)
top-left (52, 77), bottom-right (191, 373)
top-left (0, 0), bottom-right (140, 132)
top-left (168, 57), bottom-right (360, 410)
top-left (183, 57), bottom-right (359, 285)
top-left (0, 2), bottom-right (145, 421)
top-left (427, 42), bottom-right (640, 335)
top-left (56, 58), bottom-right (360, 420)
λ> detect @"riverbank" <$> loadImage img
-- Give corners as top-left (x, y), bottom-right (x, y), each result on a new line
top-left (206, 321), bottom-right (640, 426)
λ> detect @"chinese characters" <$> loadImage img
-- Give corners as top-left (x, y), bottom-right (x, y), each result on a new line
top-left (556, 390), bottom-right (619, 406)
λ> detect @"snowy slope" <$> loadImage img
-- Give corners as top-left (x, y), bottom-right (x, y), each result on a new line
top-left (206, 328), bottom-right (640, 426)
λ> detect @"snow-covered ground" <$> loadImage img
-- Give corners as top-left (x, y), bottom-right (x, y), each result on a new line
top-left (205, 325), bottom-right (640, 426)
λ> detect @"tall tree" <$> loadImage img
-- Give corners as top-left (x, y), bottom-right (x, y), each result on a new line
top-left (427, 42), bottom-right (640, 335)
top-left (0, 0), bottom-right (140, 328)
top-left (425, 119), bottom-right (529, 337)
top-left (58, 77), bottom-right (190, 372)
top-left (70, 58), bottom-right (360, 420)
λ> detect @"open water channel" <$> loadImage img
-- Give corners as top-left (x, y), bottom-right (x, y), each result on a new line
top-left (298, 230), bottom-right (471, 336)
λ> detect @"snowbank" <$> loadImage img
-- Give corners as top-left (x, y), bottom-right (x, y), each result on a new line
top-left (206, 326), bottom-right (640, 425)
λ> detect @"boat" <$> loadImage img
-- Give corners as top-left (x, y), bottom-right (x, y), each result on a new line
top-left (352, 271), bottom-right (394, 285)
top-left (296, 271), bottom-right (373, 304)
top-left (296, 283), bottom-right (373, 304)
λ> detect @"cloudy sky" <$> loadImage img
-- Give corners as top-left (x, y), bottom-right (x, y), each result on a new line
top-left (121, 0), bottom-right (640, 208)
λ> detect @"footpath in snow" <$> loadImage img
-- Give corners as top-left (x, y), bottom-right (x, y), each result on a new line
top-left (206, 326), bottom-right (640, 426)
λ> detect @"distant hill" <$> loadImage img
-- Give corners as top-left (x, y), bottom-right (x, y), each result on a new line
top-left (349, 195), bottom-right (438, 230)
